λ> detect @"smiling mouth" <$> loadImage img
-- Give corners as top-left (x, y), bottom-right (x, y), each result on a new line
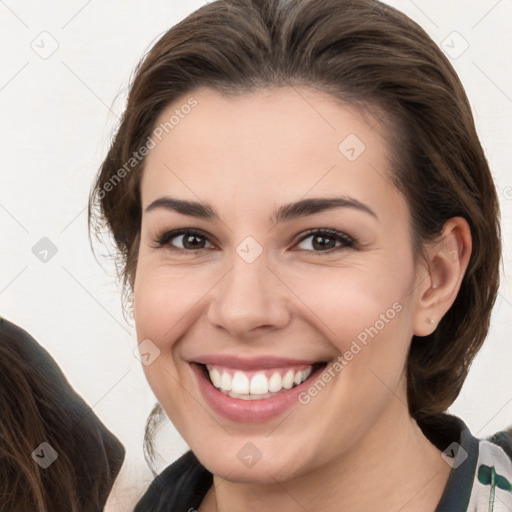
top-left (198, 362), bottom-right (327, 400)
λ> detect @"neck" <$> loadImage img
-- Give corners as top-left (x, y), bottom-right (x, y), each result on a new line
top-left (200, 401), bottom-right (451, 512)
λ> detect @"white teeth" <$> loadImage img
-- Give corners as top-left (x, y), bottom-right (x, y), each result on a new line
top-left (231, 371), bottom-right (249, 394)
top-left (209, 368), bottom-right (221, 388)
top-left (220, 371), bottom-right (232, 391)
top-left (268, 372), bottom-right (282, 392)
top-left (206, 365), bottom-right (315, 398)
top-left (249, 373), bottom-right (269, 395)
top-left (282, 369), bottom-right (294, 389)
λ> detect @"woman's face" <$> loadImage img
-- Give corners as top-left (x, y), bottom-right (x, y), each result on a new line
top-left (133, 86), bottom-right (428, 482)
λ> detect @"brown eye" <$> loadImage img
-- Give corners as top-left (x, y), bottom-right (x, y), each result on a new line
top-left (155, 229), bottom-right (214, 251)
top-left (295, 229), bottom-right (355, 252)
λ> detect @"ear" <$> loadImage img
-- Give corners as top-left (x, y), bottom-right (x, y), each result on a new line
top-left (413, 217), bottom-right (472, 337)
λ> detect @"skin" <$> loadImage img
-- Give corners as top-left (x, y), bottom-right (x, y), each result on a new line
top-left (133, 86), bottom-right (472, 512)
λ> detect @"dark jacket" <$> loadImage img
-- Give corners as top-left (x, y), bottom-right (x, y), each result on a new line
top-left (0, 317), bottom-right (125, 511)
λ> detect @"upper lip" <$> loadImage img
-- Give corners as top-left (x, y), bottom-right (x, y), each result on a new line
top-left (191, 355), bottom-right (323, 370)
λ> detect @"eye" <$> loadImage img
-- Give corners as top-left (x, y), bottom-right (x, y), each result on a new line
top-left (294, 229), bottom-right (356, 252)
top-left (153, 229), bottom-right (214, 251)
top-left (152, 228), bottom-right (356, 254)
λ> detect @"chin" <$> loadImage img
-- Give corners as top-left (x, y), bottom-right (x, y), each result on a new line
top-left (189, 434), bottom-right (313, 484)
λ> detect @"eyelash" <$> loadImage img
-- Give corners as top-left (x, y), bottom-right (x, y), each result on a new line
top-left (152, 228), bottom-right (357, 254)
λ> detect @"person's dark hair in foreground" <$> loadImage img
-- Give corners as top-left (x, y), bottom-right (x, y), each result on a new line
top-left (0, 317), bottom-right (125, 511)
top-left (88, 0), bottom-right (511, 510)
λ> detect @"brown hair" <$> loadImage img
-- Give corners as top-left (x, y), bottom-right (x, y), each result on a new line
top-left (0, 317), bottom-right (125, 511)
top-left (88, 0), bottom-right (501, 426)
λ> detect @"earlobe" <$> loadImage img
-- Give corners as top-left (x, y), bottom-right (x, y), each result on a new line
top-left (413, 217), bottom-right (472, 337)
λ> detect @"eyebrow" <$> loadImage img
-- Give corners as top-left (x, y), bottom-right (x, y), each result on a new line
top-left (145, 196), bottom-right (378, 223)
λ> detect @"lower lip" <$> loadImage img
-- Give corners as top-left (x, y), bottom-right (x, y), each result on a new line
top-left (192, 363), bottom-right (324, 423)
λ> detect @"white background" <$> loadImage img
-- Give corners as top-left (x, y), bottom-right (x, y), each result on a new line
top-left (1, 1), bottom-right (511, 510)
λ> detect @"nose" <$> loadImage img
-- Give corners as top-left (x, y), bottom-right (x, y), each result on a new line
top-left (206, 252), bottom-right (291, 340)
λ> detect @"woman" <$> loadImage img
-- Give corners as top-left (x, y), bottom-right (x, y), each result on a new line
top-left (0, 316), bottom-right (125, 511)
top-left (88, 0), bottom-right (511, 510)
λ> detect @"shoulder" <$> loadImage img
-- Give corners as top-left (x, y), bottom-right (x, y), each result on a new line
top-left (419, 414), bottom-right (512, 512)
top-left (134, 451), bottom-right (213, 512)
top-left (466, 428), bottom-right (512, 510)
top-left (0, 316), bottom-right (126, 508)
top-left (488, 428), bottom-right (512, 460)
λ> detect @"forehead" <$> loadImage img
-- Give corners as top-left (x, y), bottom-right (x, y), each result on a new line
top-left (140, 86), bottom-right (401, 222)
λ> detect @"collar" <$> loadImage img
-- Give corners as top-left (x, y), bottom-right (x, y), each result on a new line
top-left (426, 414), bottom-right (512, 512)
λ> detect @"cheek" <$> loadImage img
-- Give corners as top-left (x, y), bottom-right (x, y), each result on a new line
top-left (133, 260), bottom-right (207, 343)
top-left (287, 268), bottom-right (414, 449)
top-left (133, 263), bottom-right (201, 431)
top-left (285, 257), bottom-right (415, 384)
top-left (132, 260), bottom-right (217, 414)
top-left (290, 257), bottom-right (412, 335)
